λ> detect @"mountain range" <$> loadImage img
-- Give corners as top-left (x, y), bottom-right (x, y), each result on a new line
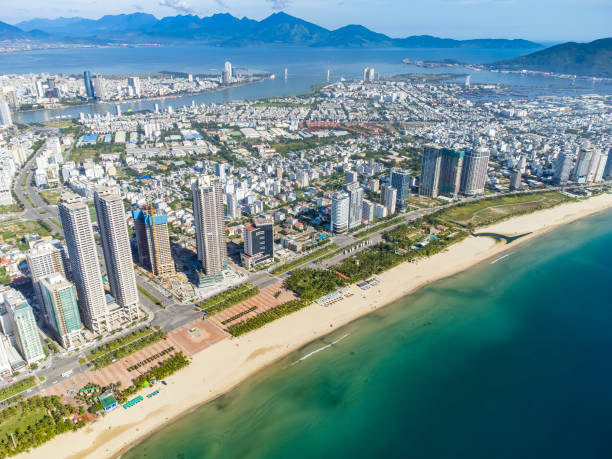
top-left (494, 37), bottom-right (612, 77)
top-left (4, 12), bottom-right (543, 49)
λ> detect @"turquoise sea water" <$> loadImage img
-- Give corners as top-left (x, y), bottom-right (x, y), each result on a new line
top-left (126, 209), bottom-right (612, 459)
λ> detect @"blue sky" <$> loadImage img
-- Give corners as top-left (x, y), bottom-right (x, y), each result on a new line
top-left (5, 0), bottom-right (611, 41)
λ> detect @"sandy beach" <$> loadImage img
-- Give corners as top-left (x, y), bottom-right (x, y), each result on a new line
top-left (22, 193), bottom-right (612, 459)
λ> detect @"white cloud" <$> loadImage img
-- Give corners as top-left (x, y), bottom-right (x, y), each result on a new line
top-left (159, 0), bottom-right (195, 14)
top-left (266, 0), bottom-right (290, 11)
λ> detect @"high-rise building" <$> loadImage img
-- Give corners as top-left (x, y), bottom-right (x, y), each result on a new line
top-left (59, 192), bottom-right (109, 334)
top-left (0, 99), bottom-right (12, 127)
top-left (363, 67), bottom-right (375, 82)
top-left (39, 274), bottom-right (82, 348)
top-left (94, 187), bottom-right (139, 320)
top-left (460, 148), bottom-right (490, 196)
top-left (0, 340), bottom-right (10, 376)
top-left (345, 170), bottom-right (358, 184)
top-left (390, 168), bottom-right (411, 209)
top-left (438, 149), bottom-right (464, 198)
top-left (242, 219), bottom-right (274, 268)
top-left (192, 177), bottom-right (227, 280)
top-left (553, 152), bottom-right (574, 185)
top-left (4, 289), bottom-right (45, 365)
top-left (83, 71), bottom-right (94, 99)
top-left (362, 200), bottom-right (374, 222)
top-left (510, 169), bottom-right (522, 191)
top-left (383, 186), bottom-right (397, 216)
top-left (26, 241), bottom-right (67, 324)
top-left (594, 151), bottom-right (609, 182)
top-left (331, 191), bottom-right (350, 234)
top-left (132, 206), bottom-right (175, 277)
top-left (572, 149), bottom-right (594, 184)
top-left (420, 146), bottom-right (442, 198)
top-left (226, 193), bottom-right (241, 220)
top-left (127, 76), bottom-right (141, 97)
top-left (244, 219), bottom-right (274, 258)
top-left (344, 182), bottom-right (364, 229)
top-left (215, 162), bottom-right (226, 179)
top-left (222, 61), bottom-right (233, 85)
top-left (603, 148), bottom-right (612, 180)
top-left (373, 203), bottom-right (387, 219)
top-left (92, 75), bottom-right (106, 100)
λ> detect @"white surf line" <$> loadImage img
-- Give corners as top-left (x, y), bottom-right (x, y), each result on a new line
top-left (491, 253), bottom-right (512, 264)
top-left (291, 333), bottom-right (350, 365)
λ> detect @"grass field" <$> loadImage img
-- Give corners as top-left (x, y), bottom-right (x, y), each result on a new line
top-left (69, 143), bottom-right (125, 163)
top-left (40, 188), bottom-right (62, 204)
top-left (438, 192), bottom-right (569, 228)
top-left (0, 219), bottom-right (53, 246)
top-left (0, 406), bottom-right (46, 438)
top-left (272, 243), bottom-right (338, 274)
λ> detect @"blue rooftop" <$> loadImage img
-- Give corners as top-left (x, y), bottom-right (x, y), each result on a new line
top-left (132, 209), bottom-right (168, 226)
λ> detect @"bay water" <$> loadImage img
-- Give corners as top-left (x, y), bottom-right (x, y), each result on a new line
top-left (8, 46), bottom-right (612, 124)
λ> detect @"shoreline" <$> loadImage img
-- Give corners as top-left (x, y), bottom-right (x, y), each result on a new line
top-left (17, 77), bottom-right (271, 116)
top-left (22, 193), bottom-right (612, 459)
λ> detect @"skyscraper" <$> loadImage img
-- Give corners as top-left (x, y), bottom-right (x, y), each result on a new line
top-left (92, 75), bottom-right (106, 100)
top-left (0, 340), bottom-right (10, 376)
top-left (226, 193), bottom-right (241, 220)
top-left (603, 148), bottom-right (612, 180)
top-left (553, 152), bottom-right (573, 185)
top-left (439, 149), bottom-right (464, 198)
top-left (420, 146), bottom-right (465, 198)
top-left (39, 274), bottom-right (82, 348)
top-left (344, 182), bottom-right (364, 229)
top-left (594, 150), bottom-right (609, 182)
top-left (4, 289), bottom-right (45, 365)
top-left (460, 148), bottom-right (490, 196)
top-left (390, 168), bottom-right (411, 210)
top-left (59, 192), bottom-right (109, 334)
top-left (83, 71), bottom-right (94, 99)
top-left (572, 149), bottom-right (594, 184)
top-left (510, 169), bottom-right (522, 191)
top-left (331, 192), bottom-right (350, 234)
top-left (192, 177), bottom-right (227, 281)
top-left (132, 206), bottom-right (175, 277)
top-left (26, 241), bottom-right (67, 324)
top-left (215, 162), bottom-right (226, 179)
top-left (419, 146), bottom-right (442, 198)
top-left (94, 187), bottom-right (139, 320)
top-left (345, 170), bottom-right (358, 184)
top-left (383, 186), bottom-right (397, 216)
top-left (222, 61), bottom-right (232, 85)
top-left (0, 99), bottom-right (12, 127)
top-left (127, 76), bottom-right (141, 97)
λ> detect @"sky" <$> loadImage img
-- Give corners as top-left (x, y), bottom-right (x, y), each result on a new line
top-left (4, 0), bottom-right (611, 42)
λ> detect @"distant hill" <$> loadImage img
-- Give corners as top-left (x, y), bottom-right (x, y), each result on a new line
top-left (0, 20), bottom-right (27, 39)
top-left (493, 38), bottom-right (612, 77)
top-left (7, 12), bottom-right (544, 49)
top-left (16, 13), bottom-right (158, 37)
top-left (0, 20), bottom-right (50, 40)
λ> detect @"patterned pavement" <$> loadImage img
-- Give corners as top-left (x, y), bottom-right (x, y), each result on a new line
top-left (42, 320), bottom-right (227, 401)
top-left (207, 281), bottom-right (296, 330)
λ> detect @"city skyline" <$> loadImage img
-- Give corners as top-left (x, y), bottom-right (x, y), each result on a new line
top-left (4, 0), bottom-right (611, 42)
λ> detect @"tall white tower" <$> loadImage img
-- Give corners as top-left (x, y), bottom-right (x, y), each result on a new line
top-left (192, 177), bottom-right (227, 280)
top-left (94, 187), bottom-right (139, 320)
top-left (59, 192), bottom-right (109, 334)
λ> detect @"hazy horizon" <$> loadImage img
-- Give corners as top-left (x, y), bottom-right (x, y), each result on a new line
top-left (4, 0), bottom-right (610, 42)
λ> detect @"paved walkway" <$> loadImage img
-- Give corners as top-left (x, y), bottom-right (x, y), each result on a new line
top-left (207, 281), bottom-right (295, 330)
top-left (42, 320), bottom-right (227, 401)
